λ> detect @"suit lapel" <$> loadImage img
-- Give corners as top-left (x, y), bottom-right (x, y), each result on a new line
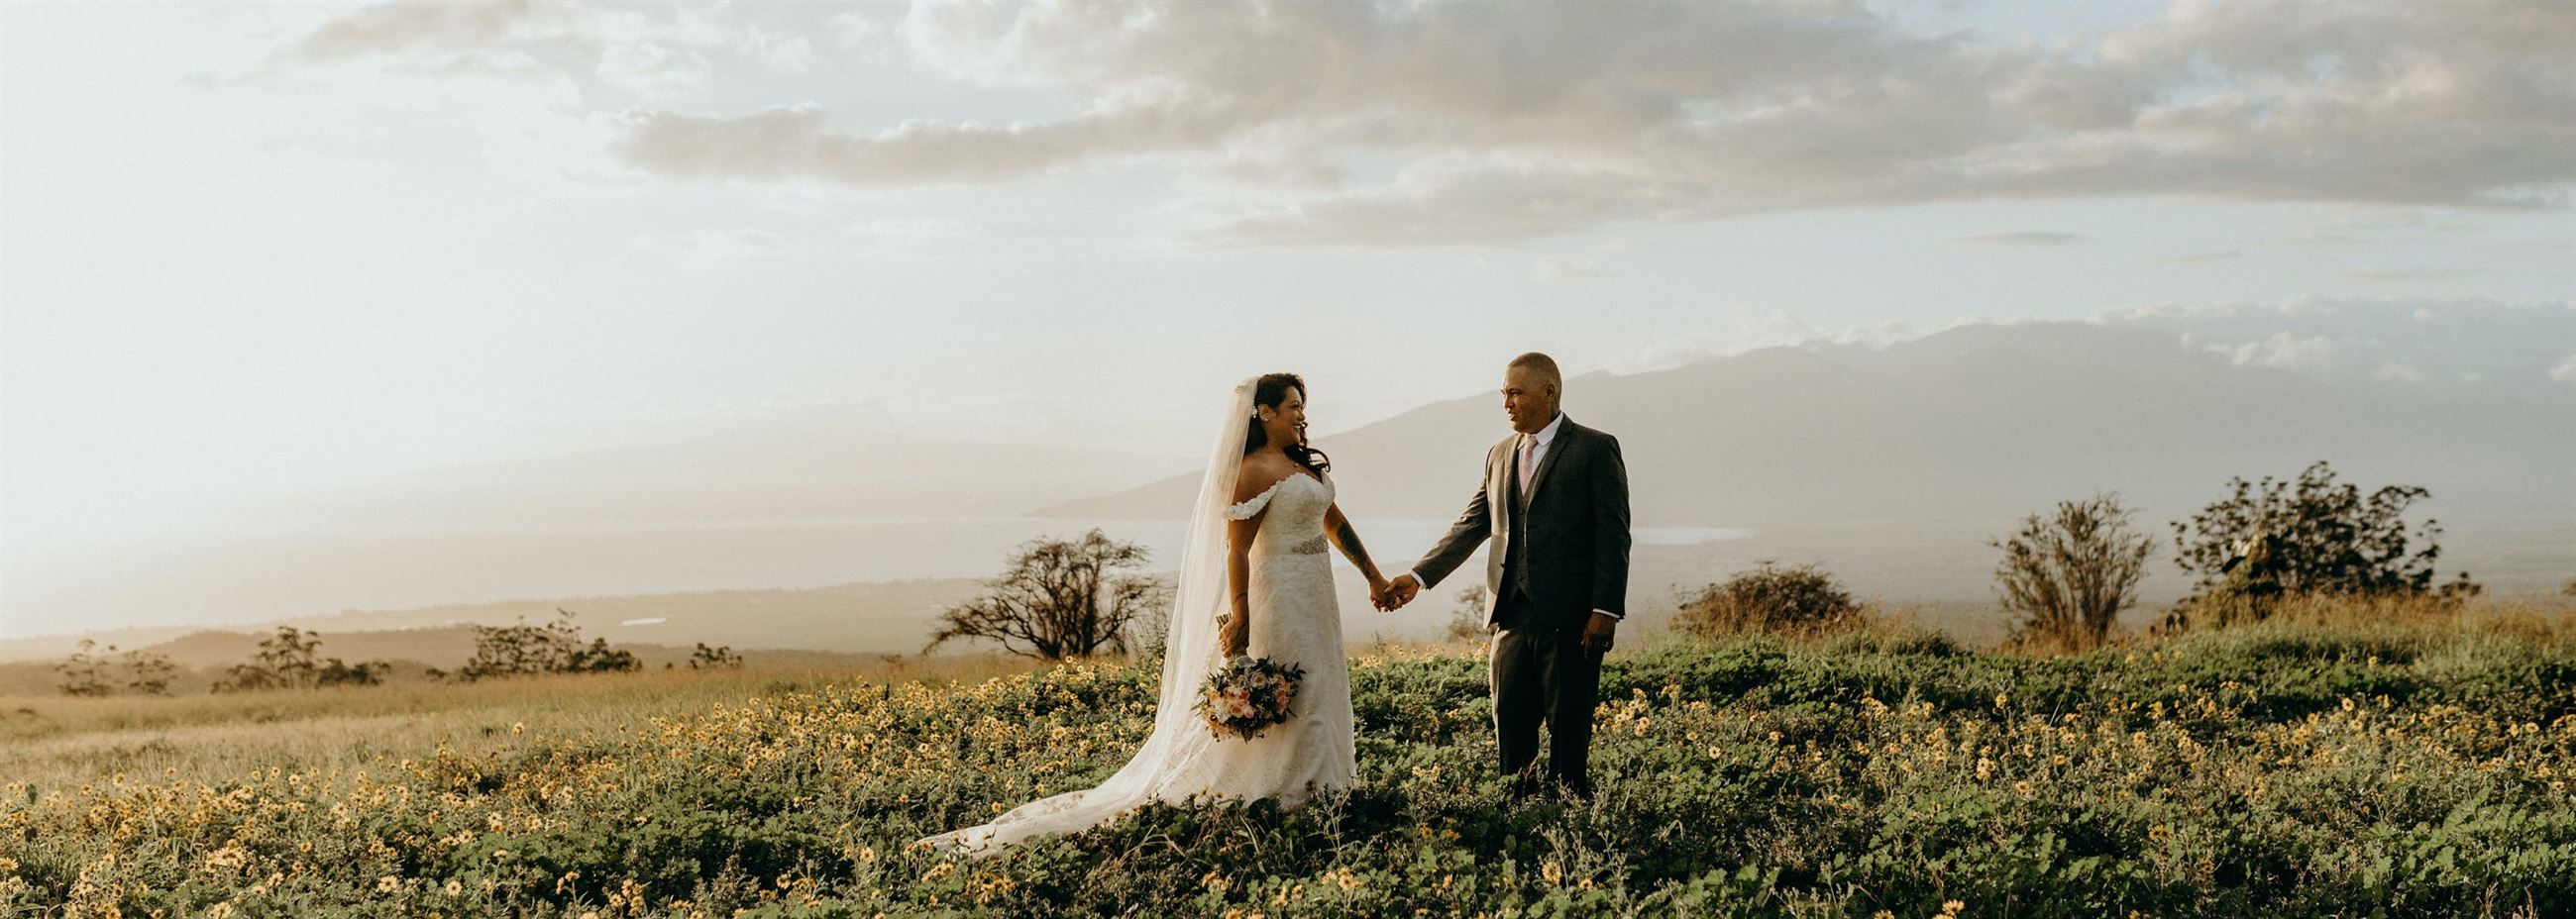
top-left (1524, 417), bottom-right (1575, 504)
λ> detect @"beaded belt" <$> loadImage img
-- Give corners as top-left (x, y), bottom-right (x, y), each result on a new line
top-left (1286, 535), bottom-right (1329, 555)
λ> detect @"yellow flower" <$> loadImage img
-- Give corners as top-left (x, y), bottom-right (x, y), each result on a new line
top-left (377, 875), bottom-right (401, 893)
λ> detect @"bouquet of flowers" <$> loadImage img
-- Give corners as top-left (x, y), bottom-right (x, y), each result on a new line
top-left (1194, 655), bottom-right (1305, 740)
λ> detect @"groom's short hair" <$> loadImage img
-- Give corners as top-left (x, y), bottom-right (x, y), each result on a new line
top-left (1508, 353), bottom-right (1560, 391)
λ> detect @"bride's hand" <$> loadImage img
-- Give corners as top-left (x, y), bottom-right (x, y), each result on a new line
top-left (1219, 612), bottom-right (1249, 658)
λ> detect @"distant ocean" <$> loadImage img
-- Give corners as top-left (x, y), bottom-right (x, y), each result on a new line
top-left (0, 517), bottom-right (1751, 640)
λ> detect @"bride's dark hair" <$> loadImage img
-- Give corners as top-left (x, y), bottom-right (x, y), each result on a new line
top-left (1243, 372), bottom-right (1331, 474)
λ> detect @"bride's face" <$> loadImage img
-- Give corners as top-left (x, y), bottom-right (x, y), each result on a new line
top-left (1262, 387), bottom-right (1308, 448)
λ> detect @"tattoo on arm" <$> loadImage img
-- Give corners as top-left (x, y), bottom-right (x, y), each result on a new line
top-left (1334, 521), bottom-right (1374, 572)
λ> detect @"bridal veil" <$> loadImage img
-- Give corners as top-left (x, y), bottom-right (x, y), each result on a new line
top-left (916, 376), bottom-right (1254, 854)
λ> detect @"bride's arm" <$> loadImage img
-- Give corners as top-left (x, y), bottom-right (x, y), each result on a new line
top-left (1224, 513), bottom-right (1257, 656)
top-left (1322, 503), bottom-right (1387, 595)
top-left (1223, 461), bottom-right (1280, 657)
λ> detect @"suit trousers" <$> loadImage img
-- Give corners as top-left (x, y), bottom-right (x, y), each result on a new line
top-left (1488, 586), bottom-right (1603, 797)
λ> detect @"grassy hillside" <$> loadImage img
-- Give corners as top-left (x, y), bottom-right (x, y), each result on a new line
top-left (5, 607), bottom-right (2574, 917)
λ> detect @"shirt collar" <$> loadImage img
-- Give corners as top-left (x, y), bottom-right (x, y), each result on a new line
top-left (1524, 412), bottom-right (1565, 449)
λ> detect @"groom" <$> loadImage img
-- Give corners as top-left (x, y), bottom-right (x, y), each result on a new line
top-left (1381, 353), bottom-right (1631, 799)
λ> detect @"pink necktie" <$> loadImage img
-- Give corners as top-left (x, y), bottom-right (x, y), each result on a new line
top-left (1518, 434), bottom-right (1538, 496)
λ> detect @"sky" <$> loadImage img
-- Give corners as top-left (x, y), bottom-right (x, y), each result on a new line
top-left (3, 1), bottom-right (2573, 635)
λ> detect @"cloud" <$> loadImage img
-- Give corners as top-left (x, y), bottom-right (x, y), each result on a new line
top-left (611, 100), bottom-right (1240, 185)
top-left (2161, 251), bottom-right (2244, 263)
top-left (2106, 297), bottom-right (2576, 383)
top-left (1948, 231), bottom-right (2084, 248)
top-left (596, 42), bottom-right (710, 99)
top-left (252, 1), bottom-right (2576, 248)
top-left (575, 0), bottom-right (2576, 246)
top-left (255, 1), bottom-right (815, 100)
top-left (2347, 266), bottom-right (2485, 281)
top-left (1533, 255), bottom-right (1602, 281)
top-left (281, 0), bottom-right (584, 66)
top-left (2551, 355), bottom-right (2576, 383)
top-left (2285, 209), bottom-right (2484, 246)
top-left (2204, 332), bottom-right (2351, 369)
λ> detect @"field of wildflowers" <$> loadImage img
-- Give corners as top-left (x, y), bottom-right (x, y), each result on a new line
top-left (5, 610), bottom-right (2573, 917)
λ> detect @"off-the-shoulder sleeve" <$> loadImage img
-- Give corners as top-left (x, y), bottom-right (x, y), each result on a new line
top-left (1225, 476), bottom-right (1288, 520)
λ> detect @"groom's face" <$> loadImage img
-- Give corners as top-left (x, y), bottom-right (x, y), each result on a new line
top-left (1502, 366), bottom-right (1557, 434)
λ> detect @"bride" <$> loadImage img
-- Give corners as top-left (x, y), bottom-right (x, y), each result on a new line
top-left (918, 372), bottom-right (1389, 853)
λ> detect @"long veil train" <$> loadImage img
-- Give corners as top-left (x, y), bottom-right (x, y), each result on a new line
top-left (915, 377), bottom-right (1255, 853)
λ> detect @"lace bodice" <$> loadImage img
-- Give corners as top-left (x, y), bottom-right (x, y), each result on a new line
top-left (1227, 471), bottom-right (1334, 556)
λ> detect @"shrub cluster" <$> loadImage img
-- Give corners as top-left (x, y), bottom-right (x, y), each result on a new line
top-left (441, 611), bottom-right (640, 682)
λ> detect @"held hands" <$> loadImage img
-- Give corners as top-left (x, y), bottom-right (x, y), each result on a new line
top-left (1371, 573), bottom-right (1422, 612)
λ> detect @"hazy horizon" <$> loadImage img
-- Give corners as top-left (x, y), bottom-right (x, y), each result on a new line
top-left (6, 1), bottom-right (2572, 640)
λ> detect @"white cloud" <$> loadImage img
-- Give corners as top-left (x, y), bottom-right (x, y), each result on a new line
top-left (2208, 332), bottom-right (2352, 369)
top-left (2106, 297), bottom-right (2576, 383)
top-left (241, 2), bottom-right (2576, 248)
top-left (1533, 255), bottom-right (1602, 282)
top-left (583, 0), bottom-right (2576, 246)
top-left (596, 42), bottom-right (710, 99)
top-left (2550, 355), bottom-right (2576, 383)
top-left (1948, 231), bottom-right (2084, 248)
top-left (738, 26), bottom-right (815, 73)
top-left (2348, 266), bottom-right (2485, 282)
top-left (278, 1), bottom-right (589, 66)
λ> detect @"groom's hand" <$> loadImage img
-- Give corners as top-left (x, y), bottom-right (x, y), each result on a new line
top-left (1580, 612), bottom-right (1617, 654)
top-left (1378, 573), bottom-right (1421, 611)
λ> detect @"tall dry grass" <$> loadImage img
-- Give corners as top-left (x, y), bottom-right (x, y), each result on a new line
top-left (0, 655), bottom-right (1038, 791)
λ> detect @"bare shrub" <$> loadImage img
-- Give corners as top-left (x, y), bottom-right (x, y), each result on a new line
top-left (928, 530), bottom-right (1166, 660)
top-left (1992, 493), bottom-right (2154, 653)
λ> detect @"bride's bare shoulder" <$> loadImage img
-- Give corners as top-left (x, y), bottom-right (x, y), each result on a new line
top-left (1233, 454), bottom-right (1293, 506)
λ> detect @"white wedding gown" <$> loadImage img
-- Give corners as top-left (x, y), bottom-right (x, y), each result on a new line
top-left (1189, 470), bottom-right (1357, 801)
top-left (917, 380), bottom-right (1356, 855)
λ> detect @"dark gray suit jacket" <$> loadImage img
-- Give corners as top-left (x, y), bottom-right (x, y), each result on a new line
top-left (1412, 415), bottom-right (1631, 630)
